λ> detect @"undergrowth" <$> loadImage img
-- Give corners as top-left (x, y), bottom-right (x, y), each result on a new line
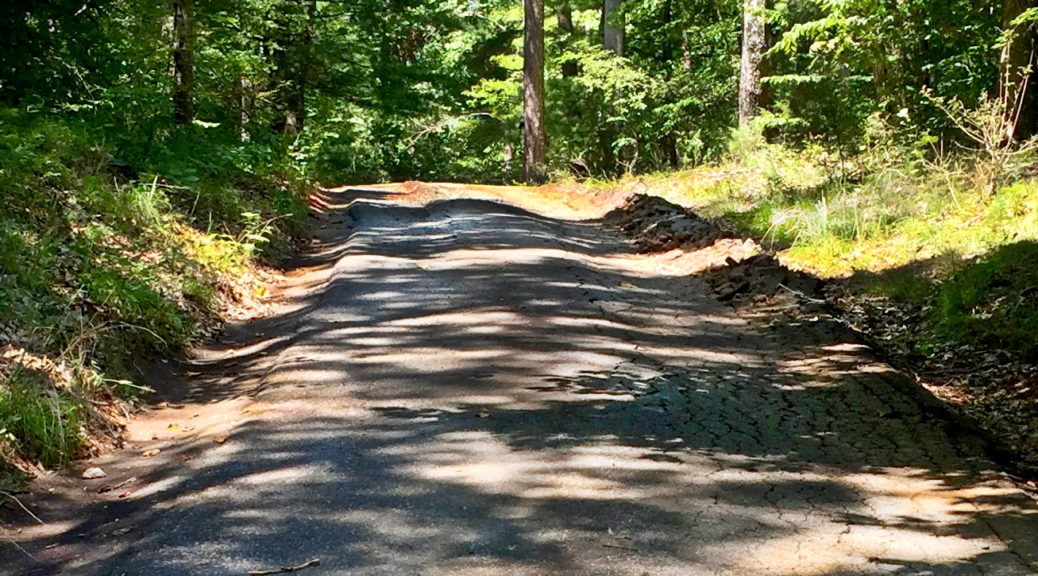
top-left (0, 108), bottom-right (310, 479)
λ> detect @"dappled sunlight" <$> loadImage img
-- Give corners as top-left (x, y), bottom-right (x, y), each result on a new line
top-left (402, 430), bottom-right (678, 500)
top-left (12, 189), bottom-right (1035, 575)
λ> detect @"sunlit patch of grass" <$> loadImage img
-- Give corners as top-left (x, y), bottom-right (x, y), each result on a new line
top-left (0, 367), bottom-right (84, 469)
top-left (170, 222), bottom-right (252, 276)
top-left (622, 140), bottom-right (1038, 366)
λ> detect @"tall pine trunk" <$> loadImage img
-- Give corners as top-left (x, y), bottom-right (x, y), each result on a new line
top-left (739, 0), bottom-right (765, 127)
top-left (602, 0), bottom-right (624, 56)
top-left (239, 76), bottom-right (253, 142)
top-left (172, 0), bottom-right (195, 124)
top-left (523, 0), bottom-right (547, 184)
top-left (272, 0), bottom-right (315, 137)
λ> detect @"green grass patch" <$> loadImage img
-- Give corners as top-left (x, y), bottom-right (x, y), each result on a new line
top-left (0, 368), bottom-right (84, 468)
top-left (928, 241), bottom-right (1038, 358)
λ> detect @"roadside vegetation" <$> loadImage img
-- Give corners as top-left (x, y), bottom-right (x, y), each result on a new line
top-left (0, 112), bottom-right (309, 482)
top-left (633, 132), bottom-right (1037, 357)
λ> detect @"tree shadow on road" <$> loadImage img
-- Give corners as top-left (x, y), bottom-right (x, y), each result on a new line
top-left (5, 191), bottom-right (1037, 575)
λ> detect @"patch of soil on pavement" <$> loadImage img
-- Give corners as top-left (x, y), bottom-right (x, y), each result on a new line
top-left (609, 193), bottom-right (1038, 486)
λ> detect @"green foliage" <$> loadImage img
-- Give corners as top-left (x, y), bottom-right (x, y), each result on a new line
top-left (766, 0), bottom-right (1000, 150)
top-left (0, 101), bottom-right (309, 471)
top-left (0, 368), bottom-right (84, 468)
top-left (930, 241), bottom-right (1038, 358)
top-left (1, 0), bottom-right (1036, 474)
top-left (638, 145), bottom-right (1038, 364)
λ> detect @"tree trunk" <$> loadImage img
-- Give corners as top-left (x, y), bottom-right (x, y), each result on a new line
top-left (172, 0), bottom-right (195, 124)
top-left (602, 0), bottom-right (624, 56)
top-left (239, 76), bottom-right (253, 143)
top-left (503, 141), bottom-right (515, 183)
top-left (1002, 0), bottom-right (1038, 139)
top-left (682, 33), bottom-right (693, 72)
top-left (556, 2), bottom-right (578, 77)
top-left (286, 0), bottom-right (316, 135)
top-left (661, 0), bottom-right (674, 66)
top-left (738, 0), bottom-right (765, 127)
top-left (523, 0), bottom-right (547, 184)
top-left (660, 134), bottom-right (680, 169)
top-left (272, 0), bottom-right (315, 137)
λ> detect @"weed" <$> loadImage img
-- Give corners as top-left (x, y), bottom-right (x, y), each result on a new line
top-left (630, 136), bottom-right (1038, 365)
top-left (0, 107), bottom-right (310, 474)
top-left (0, 368), bottom-right (84, 468)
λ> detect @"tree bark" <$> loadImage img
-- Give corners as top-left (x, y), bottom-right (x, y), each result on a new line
top-left (556, 2), bottom-right (578, 77)
top-left (239, 76), bottom-right (253, 143)
top-left (272, 0), bottom-right (315, 136)
top-left (602, 0), bottom-right (624, 56)
top-left (738, 0), bottom-right (765, 127)
top-left (172, 0), bottom-right (195, 124)
top-left (1002, 0), bottom-right (1038, 139)
top-left (682, 33), bottom-right (693, 72)
top-left (523, 0), bottom-right (548, 184)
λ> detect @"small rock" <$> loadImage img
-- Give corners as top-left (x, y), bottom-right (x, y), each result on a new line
top-left (140, 448), bottom-right (161, 458)
top-left (81, 467), bottom-right (106, 480)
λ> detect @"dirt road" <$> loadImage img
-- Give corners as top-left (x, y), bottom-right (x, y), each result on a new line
top-left (4, 185), bottom-right (1037, 575)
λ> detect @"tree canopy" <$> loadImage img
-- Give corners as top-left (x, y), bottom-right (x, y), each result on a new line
top-left (0, 0), bottom-right (1025, 184)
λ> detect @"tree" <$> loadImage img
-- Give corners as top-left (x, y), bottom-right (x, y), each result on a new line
top-left (1001, 0), bottom-right (1038, 139)
top-left (603, 0), bottom-right (624, 56)
top-left (270, 0), bottom-right (316, 136)
top-left (556, 1), bottom-right (578, 77)
top-left (738, 0), bottom-right (764, 126)
top-left (524, 0), bottom-right (548, 183)
top-left (172, 0), bottom-right (195, 124)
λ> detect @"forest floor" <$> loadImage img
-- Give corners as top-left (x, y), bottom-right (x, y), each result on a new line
top-left (2, 182), bottom-right (1037, 575)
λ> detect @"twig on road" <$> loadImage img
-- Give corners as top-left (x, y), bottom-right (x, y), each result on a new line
top-left (602, 542), bottom-right (640, 552)
top-left (248, 559), bottom-right (321, 575)
top-left (0, 491), bottom-right (44, 525)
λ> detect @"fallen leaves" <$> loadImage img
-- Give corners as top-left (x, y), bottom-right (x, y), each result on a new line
top-left (98, 477), bottom-right (137, 494)
top-left (833, 284), bottom-right (1038, 474)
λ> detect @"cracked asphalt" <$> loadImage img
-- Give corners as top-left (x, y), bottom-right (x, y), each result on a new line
top-left (4, 186), bottom-right (1037, 575)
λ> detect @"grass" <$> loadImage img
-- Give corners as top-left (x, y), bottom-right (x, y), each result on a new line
top-left (0, 367), bottom-right (84, 468)
top-left (0, 108), bottom-right (311, 480)
top-left (929, 240), bottom-right (1038, 358)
